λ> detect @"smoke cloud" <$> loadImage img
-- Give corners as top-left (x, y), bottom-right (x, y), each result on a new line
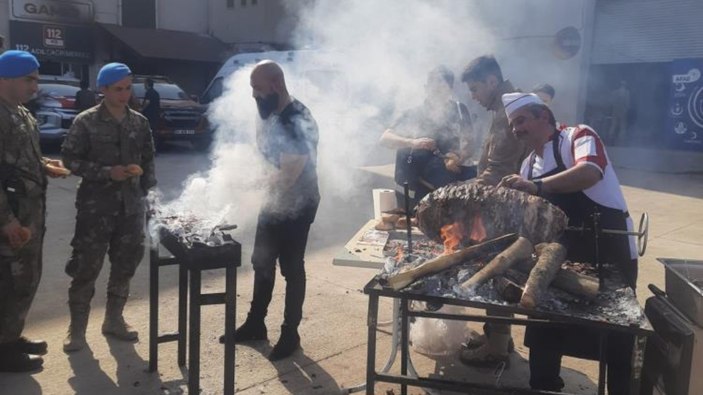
top-left (158, 0), bottom-right (589, 236)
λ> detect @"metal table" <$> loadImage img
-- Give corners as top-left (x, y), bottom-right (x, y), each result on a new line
top-left (147, 226), bottom-right (241, 395)
top-left (363, 276), bottom-right (653, 395)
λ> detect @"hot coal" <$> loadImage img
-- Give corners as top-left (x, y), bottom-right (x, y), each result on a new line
top-left (380, 241), bottom-right (647, 327)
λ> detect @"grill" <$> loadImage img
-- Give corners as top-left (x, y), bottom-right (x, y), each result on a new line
top-left (156, 221), bottom-right (240, 268)
top-left (148, 212), bottom-right (240, 395)
top-left (640, 259), bottom-right (703, 395)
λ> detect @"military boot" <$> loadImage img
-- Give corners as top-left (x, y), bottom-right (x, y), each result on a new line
top-left (0, 345), bottom-right (44, 373)
top-left (63, 305), bottom-right (90, 353)
top-left (102, 296), bottom-right (138, 341)
top-left (219, 313), bottom-right (267, 344)
top-left (268, 324), bottom-right (300, 361)
top-left (459, 331), bottom-right (511, 368)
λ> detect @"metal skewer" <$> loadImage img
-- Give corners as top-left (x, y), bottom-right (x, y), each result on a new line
top-left (403, 182), bottom-right (413, 260)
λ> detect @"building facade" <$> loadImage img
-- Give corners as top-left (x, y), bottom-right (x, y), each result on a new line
top-left (0, 0), bottom-right (300, 94)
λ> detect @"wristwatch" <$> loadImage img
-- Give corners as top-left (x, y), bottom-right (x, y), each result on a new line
top-left (533, 179), bottom-right (543, 196)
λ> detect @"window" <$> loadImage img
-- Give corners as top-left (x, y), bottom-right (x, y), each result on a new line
top-left (226, 0), bottom-right (234, 8)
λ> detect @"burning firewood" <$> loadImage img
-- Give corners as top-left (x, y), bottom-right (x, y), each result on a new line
top-left (515, 259), bottom-right (599, 300)
top-left (385, 233), bottom-right (518, 291)
top-left (519, 242), bottom-right (568, 309)
top-left (460, 236), bottom-right (534, 290)
top-left (495, 276), bottom-right (524, 303)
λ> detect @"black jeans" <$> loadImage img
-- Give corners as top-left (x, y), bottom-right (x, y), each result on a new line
top-left (527, 325), bottom-right (634, 393)
top-left (249, 211), bottom-right (314, 328)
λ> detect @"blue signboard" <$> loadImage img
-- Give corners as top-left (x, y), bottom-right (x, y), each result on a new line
top-left (668, 59), bottom-right (703, 150)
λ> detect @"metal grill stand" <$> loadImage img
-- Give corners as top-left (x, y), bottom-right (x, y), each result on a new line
top-left (147, 226), bottom-right (241, 395)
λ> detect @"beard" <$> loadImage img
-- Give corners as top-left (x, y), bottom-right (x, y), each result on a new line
top-left (255, 92), bottom-right (279, 119)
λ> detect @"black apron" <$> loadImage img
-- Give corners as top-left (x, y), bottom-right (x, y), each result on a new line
top-left (524, 130), bottom-right (637, 358)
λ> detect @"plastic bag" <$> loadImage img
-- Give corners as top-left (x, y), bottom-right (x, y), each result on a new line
top-left (409, 302), bottom-right (470, 358)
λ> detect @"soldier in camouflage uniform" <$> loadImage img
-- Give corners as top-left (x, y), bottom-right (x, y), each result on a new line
top-left (0, 50), bottom-right (69, 372)
top-left (61, 63), bottom-right (156, 352)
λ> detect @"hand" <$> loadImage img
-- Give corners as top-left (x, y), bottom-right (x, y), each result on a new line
top-left (45, 159), bottom-right (70, 178)
top-left (110, 165), bottom-right (132, 181)
top-left (411, 137), bottom-right (436, 151)
top-left (125, 164), bottom-right (144, 176)
top-left (2, 219), bottom-right (31, 250)
top-left (498, 174), bottom-right (539, 194)
top-left (444, 153), bottom-right (461, 173)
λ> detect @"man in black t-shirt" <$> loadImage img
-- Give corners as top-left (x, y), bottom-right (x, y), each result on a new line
top-left (74, 79), bottom-right (97, 112)
top-left (140, 78), bottom-right (160, 131)
top-left (219, 60), bottom-right (319, 361)
top-left (380, 65), bottom-right (474, 204)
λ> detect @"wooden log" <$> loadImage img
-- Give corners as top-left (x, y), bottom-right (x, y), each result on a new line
top-left (495, 276), bottom-right (524, 303)
top-left (385, 233), bottom-right (518, 291)
top-left (515, 258), bottom-right (599, 300)
top-left (460, 236), bottom-right (534, 290)
top-left (520, 242), bottom-right (567, 309)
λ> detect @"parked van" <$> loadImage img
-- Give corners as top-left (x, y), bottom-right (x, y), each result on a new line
top-left (200, 49), bottom-right (347, 106)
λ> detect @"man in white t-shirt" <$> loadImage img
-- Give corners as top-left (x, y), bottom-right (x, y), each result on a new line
top-left (498, 92), bottom-right (637, 394)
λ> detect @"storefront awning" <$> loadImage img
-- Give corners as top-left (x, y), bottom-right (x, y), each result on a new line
top-left (99, 23), bottom-right (227, 63)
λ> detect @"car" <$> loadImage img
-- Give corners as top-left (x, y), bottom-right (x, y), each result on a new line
top-left (29, 76), bottom-right (82, 145)
top-left (131, 76), bottom-right (211, 151)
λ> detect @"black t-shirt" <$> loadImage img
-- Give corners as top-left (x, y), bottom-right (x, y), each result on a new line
top-left (393, 99), bottom-right (471, 155)
top-left (142, 87), bottom-right (161, 121)
top-left (74, 89), bottom-right (97, 112)
top-left (257, 99), bottom-right (320, 221)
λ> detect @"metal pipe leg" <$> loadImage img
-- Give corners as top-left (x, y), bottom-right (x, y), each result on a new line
top-left (400, 298), bottom-right (409, 395)
top-left (365, 294), bottom-right (379, 395)
top-left (148, 240), bottom-right (159, 372)
top-left (223, 265), bottom-right (236, 395)
top-left (188, 269), bottom-right (202, 395)
top-left (177, 262), bottom-right (187, 367)
top-left (598, 332), bottom-right (607, 395)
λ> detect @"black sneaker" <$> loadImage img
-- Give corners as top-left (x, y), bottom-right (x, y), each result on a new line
top-left (219, 319), bottom-right (267, 344)
top-left (11, 337), bottom-right (48, 356)
top-left (268, 327), bottom-right (300, 361)
top-left (0, 351), bottom-right (44, 373)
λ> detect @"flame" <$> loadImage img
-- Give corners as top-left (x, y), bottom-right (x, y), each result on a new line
top-left (395, 245), bottom-right (404, 262)
top-left (440, 222), bottom-right (465, 255)
top-left (469, 214), bottom-right (487, 243)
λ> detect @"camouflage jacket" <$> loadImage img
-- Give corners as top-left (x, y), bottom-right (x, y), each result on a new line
top-left (0, 99), bottom-right (47, 228)
top-left (61, 102), bottom-right (156, 216)
top-left (476, 80), bottom-right (530, 186)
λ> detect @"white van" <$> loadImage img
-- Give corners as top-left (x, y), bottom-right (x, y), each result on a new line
top-left (199, 49), bottom-right (344, 105)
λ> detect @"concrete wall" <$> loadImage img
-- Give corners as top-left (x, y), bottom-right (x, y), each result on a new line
top-left (156, 0), bottom-right (207, 33)
top-left (474, 0), bottom-right (594, 125)
top-left (92, 0), bottom-right (119, 24)
top-left (208, 0), bottom-right (301, 46)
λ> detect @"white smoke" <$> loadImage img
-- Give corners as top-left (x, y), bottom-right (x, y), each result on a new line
top-left (159, 0), bottom-right (589, 232)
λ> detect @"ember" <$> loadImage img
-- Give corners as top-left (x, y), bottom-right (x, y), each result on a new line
top-left (469, 214), bottom-right (486, 243)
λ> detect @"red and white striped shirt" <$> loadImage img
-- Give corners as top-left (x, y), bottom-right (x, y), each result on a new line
top-left (520, 125), bottom-right (637, 259)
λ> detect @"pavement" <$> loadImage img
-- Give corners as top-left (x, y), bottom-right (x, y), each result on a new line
top-left (1, 142), bottom-right (703, 395)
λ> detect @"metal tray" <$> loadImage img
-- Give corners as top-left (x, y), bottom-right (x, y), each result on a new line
top-left (658, 258), bottom-right (703, 327)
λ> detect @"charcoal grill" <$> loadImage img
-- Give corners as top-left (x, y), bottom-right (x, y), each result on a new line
top-left (147, 215), bottom-right (241, 395)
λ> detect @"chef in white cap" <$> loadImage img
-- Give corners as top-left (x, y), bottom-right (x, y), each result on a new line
top-left (498, 92), bottom-right (637, 394)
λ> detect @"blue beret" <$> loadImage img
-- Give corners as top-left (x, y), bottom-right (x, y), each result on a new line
top-left (97, 62), bottom-right (132, 87)
top-left (0, 50), bottom-right (40, 78)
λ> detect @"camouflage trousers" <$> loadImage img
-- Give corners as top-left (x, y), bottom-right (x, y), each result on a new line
top-left (65, 208), bottom-right (145, 308)
top-left (0, 199), bottom-right (45, 344)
